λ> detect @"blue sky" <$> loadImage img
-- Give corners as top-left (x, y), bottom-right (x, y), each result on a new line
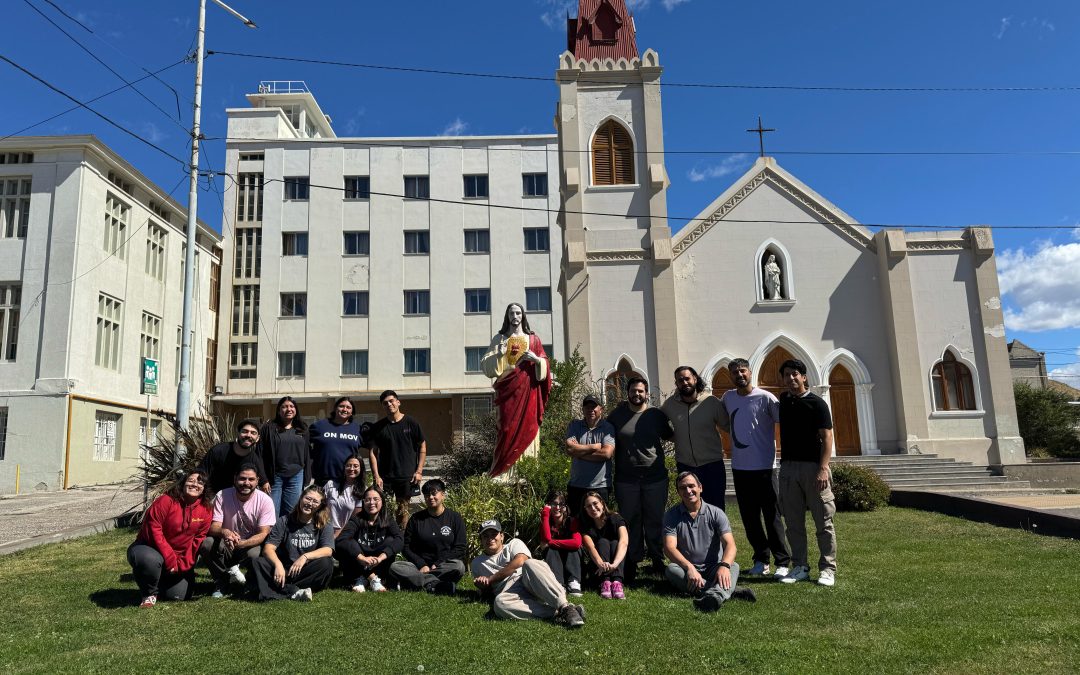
top-left (3, 0), bottom-right (1078, 383)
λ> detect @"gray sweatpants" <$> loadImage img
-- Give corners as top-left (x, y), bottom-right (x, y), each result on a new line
top-left (493, 559), bottom-right (568, 621)
top-left (388, 559), bottom-right (466, 590)
top-left (665, 561), bottom-right (741, 603)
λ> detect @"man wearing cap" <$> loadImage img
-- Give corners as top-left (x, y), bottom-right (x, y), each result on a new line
top-left (565, 394), bottom-right (616, 516)
top-left (388, 479), bottom-right (466, 595)
top-left (471, 519), bottom-right (585, 628)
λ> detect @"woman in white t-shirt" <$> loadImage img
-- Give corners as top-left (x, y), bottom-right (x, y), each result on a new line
top-left (323, 455), bottom-right (364, 538)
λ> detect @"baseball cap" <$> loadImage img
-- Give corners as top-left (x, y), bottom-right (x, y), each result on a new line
top-left (478, 519), bottom-right (502, 535)
top-left (581, 394), bottom-right (601, 407)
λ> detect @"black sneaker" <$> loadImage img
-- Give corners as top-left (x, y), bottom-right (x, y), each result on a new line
top-left (556, 603), bottom-right (585, 628)
top-left (574, 603), bottom-right (587, 621)
top-left (434, 580), bottom-right (457, 596)
top-left (730, 586), bottom-right (757, 603)
top-left (693, 593), bottom-right (722, 612)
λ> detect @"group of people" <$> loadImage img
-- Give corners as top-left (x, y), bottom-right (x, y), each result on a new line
top-left (126, 356), bottom-right (837, 622)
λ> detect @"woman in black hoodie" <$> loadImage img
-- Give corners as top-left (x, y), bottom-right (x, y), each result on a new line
top-left (335, 485), bottom-right (403, 593)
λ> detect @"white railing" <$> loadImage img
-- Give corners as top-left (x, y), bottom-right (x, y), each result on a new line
top-left (257, 81), bottom-right (309, 94)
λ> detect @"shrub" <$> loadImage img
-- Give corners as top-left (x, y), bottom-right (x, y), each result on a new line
top-left (1014, 382), bottom-right (1080, 458)
top-left (441, 408), bottom-right (498, 486)
top-left (444, 475), bottom-right (545, 559)
top-left (515, 440), bottom-right (571, 501)
top-left (831, 463), bottom-right (890, 512)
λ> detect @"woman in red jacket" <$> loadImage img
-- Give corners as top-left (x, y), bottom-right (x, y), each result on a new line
top-left (127, 469), bottom-right (214, 608)
top-left (538, 490), bottom-right (584, 597)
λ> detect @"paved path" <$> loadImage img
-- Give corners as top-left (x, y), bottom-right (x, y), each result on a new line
top-left (0, 484), bottom-right (144, 547)
top-left (984, 493), bottom-right (1080, 519)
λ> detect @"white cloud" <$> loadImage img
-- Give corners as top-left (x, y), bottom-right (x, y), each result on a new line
top-left (995, 16), bottom-right (1056, 40)
top-left (627, 0), bottom-right (652, 9)
top-left (441, 117), bottom-right (469, 136)
top-left (342, 107), bottom-right (366, 136)
top-left (1050, 349), bottom-right (1080, 385)
top-left (687, 153), bottom-right (752, 183)
top-left (140, 122), bottom-right (165, 144)
top-left (998, 231), bottom-right (1080, 331)
top-left (662, 0), bottom-right (691, 10)
top-left (994, 16), bottom-right (1011, 39)
top-left (539, 0), bottom-right (576, 29)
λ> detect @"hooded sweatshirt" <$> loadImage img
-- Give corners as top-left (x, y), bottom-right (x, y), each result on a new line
top-left (136, 493), bottom-right (213, 572)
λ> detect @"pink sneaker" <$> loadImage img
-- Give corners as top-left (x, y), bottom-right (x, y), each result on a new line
top-left (612, 580), bottom-right (625, 600)
top-left (600, 579), bottom-right (613, 599)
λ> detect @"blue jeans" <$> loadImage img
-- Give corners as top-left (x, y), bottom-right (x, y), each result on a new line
top-left (271, 473), bottom-right (304, 517)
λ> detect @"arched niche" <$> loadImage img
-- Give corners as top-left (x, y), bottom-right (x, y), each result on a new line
top-left (753, 238), bottom-right (795, 304)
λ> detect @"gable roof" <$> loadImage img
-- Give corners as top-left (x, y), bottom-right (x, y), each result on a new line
top-left (1007, 339), bottom-right (1044, 358)
top-left (672, 157), bottom-right (873, 258)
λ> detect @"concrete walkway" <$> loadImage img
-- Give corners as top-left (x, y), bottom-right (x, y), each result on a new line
top-left (983, 493), bottom-right (1080, 519)
top-left (0, 484), bottom-right (144, 550)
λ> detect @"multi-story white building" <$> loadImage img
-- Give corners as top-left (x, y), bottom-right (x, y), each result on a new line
top-left (215, 83), bottom-right (565, 451)
top-left (0, 136), bottom-right (221, 493)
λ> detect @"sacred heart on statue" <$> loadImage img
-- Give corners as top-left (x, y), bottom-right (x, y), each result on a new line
top-left (506, 335), bottom-right (529, 366)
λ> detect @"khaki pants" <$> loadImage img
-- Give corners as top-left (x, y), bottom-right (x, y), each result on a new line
top-left (493, 559), bottom-right (568, 621)
top-left (779, 461), bottom-right (837, 572)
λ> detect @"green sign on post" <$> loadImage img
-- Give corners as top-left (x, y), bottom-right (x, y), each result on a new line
top-left (142, 358), bottom-right (159, 395)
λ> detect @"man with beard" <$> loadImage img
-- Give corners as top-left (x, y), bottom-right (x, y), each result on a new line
top-left (198, 419), bottom-right (267, 494)
top-left (608, 376), bottom-right (673, 581)
top-left (661, 366), bottom-right (731, 509)
top-left (199, 464), bottom-right (276, 597)
top-left (719, 359), bottom-right (791, 579)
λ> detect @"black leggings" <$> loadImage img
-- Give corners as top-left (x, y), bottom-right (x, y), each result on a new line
top-left (335, 550), bottom-right (394, 582)
top-left (591, 537), bottom-right (625, 582)
top-left (250, 556), bottom-right (334, 601)
top-left (127, 542), bottom-right (195, 600)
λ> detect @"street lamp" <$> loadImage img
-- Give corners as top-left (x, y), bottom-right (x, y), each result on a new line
top-left (177, 0), bottom-right (256, 433)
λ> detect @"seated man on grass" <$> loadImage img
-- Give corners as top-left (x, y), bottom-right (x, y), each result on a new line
top-left (388, 479), bottom-right (466, 595)
top-left (471, 519), bottom-right (585, 628)
top-left (663, 471), bottom-right (756, 612)
top-left (199, 464), bottom-right (276, 597)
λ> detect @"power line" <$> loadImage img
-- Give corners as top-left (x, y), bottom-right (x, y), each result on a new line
top-left (0, 58), bottom-right (187, 142)
top-left (22, 0), bottom-right (186, 131)
top-left (206, 49), bottom-right (1080, 93)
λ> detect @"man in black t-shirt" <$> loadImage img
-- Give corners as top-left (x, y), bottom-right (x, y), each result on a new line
top-left (367, 390), bottom-right (427, 527)
top-left (776, 359), bottom-right (837, 588)
top-left (608, 376), bottom-right (673, 581)
top-left (198, 419), bottom-right (268, 494)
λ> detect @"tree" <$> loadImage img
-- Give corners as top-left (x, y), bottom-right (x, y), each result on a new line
top-left (1014, 382), bottom-right (1080, 458)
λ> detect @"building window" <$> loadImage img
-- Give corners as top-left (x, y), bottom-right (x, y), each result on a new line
top-left (206, 337), bottom-right (217, 395)
top-left (175, 326), bottom-right (182, 382)
top-left (544, 344), bottom-right (555, 360)
top-left (0, 178), bottom-right (31, 238)
top-left (342, 350), bottom-right (369, 376)
top-left (464, 229), bottom-right (490, 254)
top-left (235, 228), bottom-right (262, 278)
top-left (343, 291), bottom-right (369, 316)
top-left (592, 119), bottom-right (634, 185)
top-left (0, 152), bottom-right (33, 164)
top-left (229, 342), bottom-right (257, 379)
top-left (0, 285), bottom-right (20, 362)
top-left (209, 261), bottom-right (220, 311)
top-left (463, 174), bottom-right (489, 199)
top-left (522, 173), bottom-right (548, 197)
top-left (404, 230), bottom-right (430, 255)
top-left (149, 200), bottom-right (172, 224)
top-left (107, 171), bottom-right (133, 195)
top-left (0, 407), bottom-right (7, 460)
top-left (404, 175), bottom-right (430, 199)
top-left (104, 193), bottom-right (129, 259)
top-left (140, 312), bottom-right (161, 361)
top-left (238, 153), bottom-right (264, 162)
top-left (404, 349), bottom-right (430, 374)
top-left (231, 285), bottom-right (259, 337)
top-left (344, 176), bottom-right (370, 199)
top-left (139, 417), bottom-right (161, 447)
top-left (464, 288), bottom-right (491, 314)
top-left (94, 411), bottom-right (121, 461)
top-left (465, 347), bottom-right (485, 373)
top-left (343, 231), bottom-right (370, 255)
top-left (280, 292), bottom-right (307, 317)
top-left (463, 395), bottom-right (493, 432)
top-left (932, 351), bottom-right (977, 411)
top-left (282, 232), bottom-right (308, 256)
top-left (284, 176), bottom-right (310, 200)
top-left (145, 224), bottom-right (167, 280)
top-left (404, 290), bottom-right (430, 315)
top-left (279, 351), bottom-right (306, 377)
top-left (524, 228), bottom-right (550, 252)
top-left (95, 294), bottom-right (123, 370)
top-left (525, 287), bottom-right (552, 313)
top-left (236, 173), bottom-right (264, 222)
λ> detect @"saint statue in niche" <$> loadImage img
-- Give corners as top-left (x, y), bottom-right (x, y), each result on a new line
top-left (482, 303), bottom-right (552, 477)
top-left (763, 254), bottom-right (783, 300)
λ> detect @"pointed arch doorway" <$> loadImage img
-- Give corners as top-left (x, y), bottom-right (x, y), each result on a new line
top-left (828, 364), bottom-right (862, 456)
top-left (756, 346), bottom-right (793, 457)
top-left (710, 367), bottom-right (735, 459)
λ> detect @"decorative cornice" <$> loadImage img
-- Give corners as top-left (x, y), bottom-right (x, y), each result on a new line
top-left (587, 250), bottom-right (649, 262)
top-left (556, 49), bottom-right (660, 75)
top-left (906, 240), bottom-right (966, 251)
top-left (672, 168), bottom-right (870, 258)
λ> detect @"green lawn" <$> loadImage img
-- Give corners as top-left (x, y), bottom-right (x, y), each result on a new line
top-left (1, 506), bottom-right (1078, 674)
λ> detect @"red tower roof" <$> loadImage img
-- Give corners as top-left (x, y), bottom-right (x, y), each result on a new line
top-left (566, 0), bottom-right (639, 62)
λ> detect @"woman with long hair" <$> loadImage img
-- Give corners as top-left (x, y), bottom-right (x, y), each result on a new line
top-left (127, 469), bottom-right (214, 608)
top-left (250, 485), bottom-right (335, 601)
top-left (323, 455), bottom-right (365, 538)
top-left (334, 485), bottom-right (403, 593)
top-left (310, 396), bottom-right (364, 486)
top-left (581, 491), bottom-right (629, 600)
top-left (538, 490), bottom-right (584, 597)
top-left (259, 396), bottom-right (311, 516)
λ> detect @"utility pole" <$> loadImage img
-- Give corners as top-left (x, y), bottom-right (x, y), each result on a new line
top-left (177, 0), bottom-right (256, 432)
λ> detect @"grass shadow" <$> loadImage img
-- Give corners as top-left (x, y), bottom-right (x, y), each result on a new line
top-left (89, 588), bottom-right (141, 609)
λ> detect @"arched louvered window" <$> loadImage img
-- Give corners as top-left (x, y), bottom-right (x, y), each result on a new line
top-left (592, 120), bottom-right (634, 185)
top-left (931, 351), bottom-right (976, 411)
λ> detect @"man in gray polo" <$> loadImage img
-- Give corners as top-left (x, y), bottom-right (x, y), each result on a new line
top-left (664, 471), bottom-right (756, 612)
top-left (565, 394), bottom-right (616, 516)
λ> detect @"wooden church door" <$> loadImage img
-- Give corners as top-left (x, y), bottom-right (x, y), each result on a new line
top-left (829, 364), bottom-right (862, 456)
top-left (711, 367), bottom-right (735, 459)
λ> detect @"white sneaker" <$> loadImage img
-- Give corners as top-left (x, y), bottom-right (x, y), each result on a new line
top-left (773, 566), bottom-right (790, 579)
top-left (817, 569), bottom-right (836, 587)
top-left (779, 566), bottom-right (810, 584)
top-left (227, 565), bottom-right (246, 585)
top-left (351, 578), bottom-right (367, 593)
top-left (369, 576), bottom-right (387, 592)
top-left (290, 587), bottom-right (313, 602)
top-left (747, 561), bottom-right (770, 576)
top-left (567, 580), bottom-right (583, 597)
